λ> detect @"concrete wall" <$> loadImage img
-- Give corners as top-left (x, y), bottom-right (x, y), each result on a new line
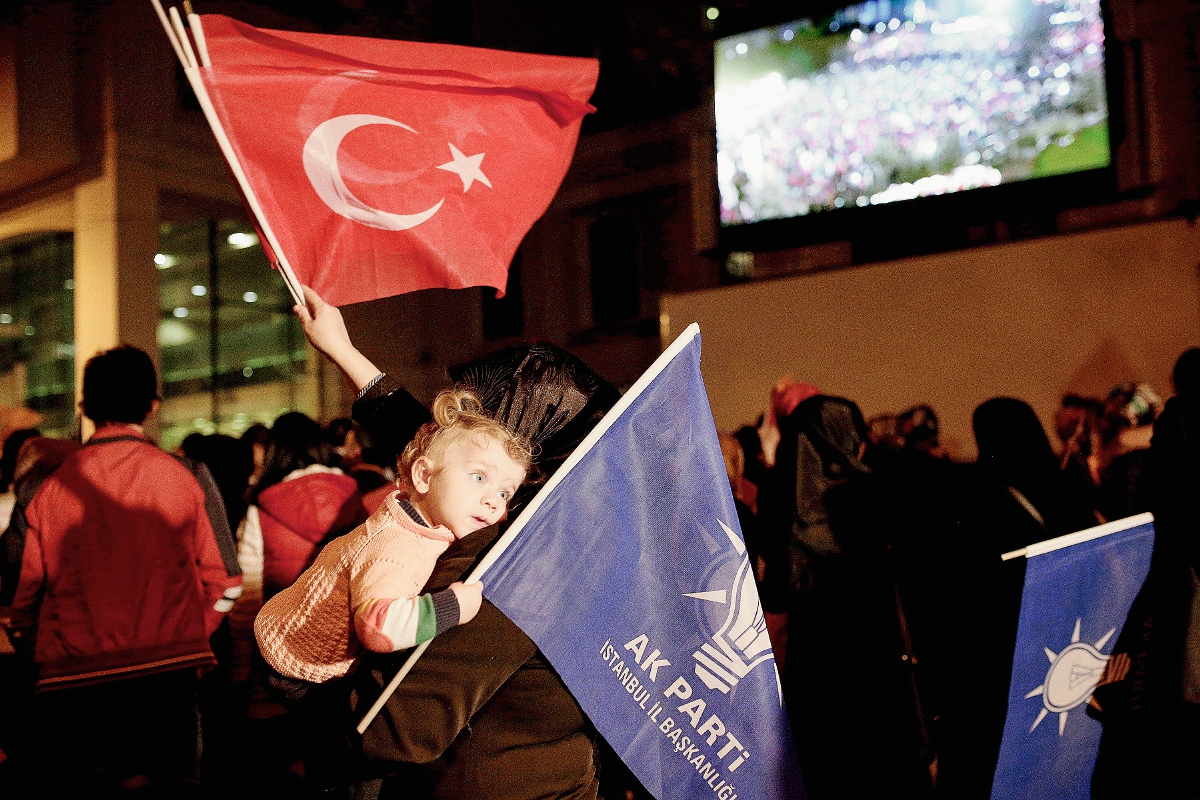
top-left (660, 218), bottom-right (1200, 460)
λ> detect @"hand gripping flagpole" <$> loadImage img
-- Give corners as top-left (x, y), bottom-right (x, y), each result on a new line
top-left (151, 1), bottom-right (305, 309)
top-left (355, 322), bottom-right (703, 734)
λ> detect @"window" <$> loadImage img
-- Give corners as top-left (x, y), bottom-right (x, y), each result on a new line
top-left (0, 233), bottom-right (75, 437)
top-left (157, 221), bottom-right (315, 451)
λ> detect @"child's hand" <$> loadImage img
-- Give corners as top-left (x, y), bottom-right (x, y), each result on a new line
top-left (293, 285), bottom-right (353, 360)
top-left (292, 285), bottom-right (382, 389)
top-left (449, 581), bottom-right (484, 624)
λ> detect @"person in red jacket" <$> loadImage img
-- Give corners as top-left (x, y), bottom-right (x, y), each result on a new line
top-left (227, 412), bottom-right (363, 683)
top-left (8, 345), bottom-right (242, 795)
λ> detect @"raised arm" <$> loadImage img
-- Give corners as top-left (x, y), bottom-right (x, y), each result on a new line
top-left (293, 285), bottom-right (383, 391)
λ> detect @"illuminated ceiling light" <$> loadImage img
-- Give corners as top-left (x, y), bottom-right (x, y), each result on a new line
top-left (192, 285), bottom-right (208, 297)
top-left (243, 291), bottom-right (258, 303)
top-left (227, 232), bottom-right (258, 249)
top-left (173, 307), bottom-right (189, 318)
top-left (705, 6), bottom-right (718, 20)
top-left (0, 314), bottom-right (11, 324)
top-left (735, 42), bottom-right (747, 55)
top-left (24, 325), bottom-right (34, 336)
top-left (243, 366), bottom-right (253, 377)
top-left (154, 253), bottom-right (176, 269)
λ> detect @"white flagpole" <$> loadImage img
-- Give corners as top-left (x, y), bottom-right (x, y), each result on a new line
top-left (150, 2), bottom-right (305, 308)
top-left (187, 12), bottom-right (212, 67)
top-left (356, 322), bottom-right (702, 733)
top-left (151, 0), bottom-right (187, 65)
top-left (167, 6), bottom-right (197, 68)
top-left (999, 511), bottom-right (1154, 561)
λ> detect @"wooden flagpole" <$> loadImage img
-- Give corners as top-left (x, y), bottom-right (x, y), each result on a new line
top-left (150, 1), bottom-right (305, 308)
top-left (356, 322), bottom-right (703, 733)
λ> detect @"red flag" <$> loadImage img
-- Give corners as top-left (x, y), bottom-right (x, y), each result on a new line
top-left (195, 15), bottom-right (597, 306)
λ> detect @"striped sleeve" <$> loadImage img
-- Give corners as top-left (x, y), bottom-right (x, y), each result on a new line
top-left (354, 588), bottom-right (460, 652)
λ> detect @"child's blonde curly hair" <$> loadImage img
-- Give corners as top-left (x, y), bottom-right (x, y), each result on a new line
top-left (398, 387), bottom-right (534, 492)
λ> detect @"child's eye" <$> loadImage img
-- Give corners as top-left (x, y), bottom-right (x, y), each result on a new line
top-left (471, 473), bottom-right (484, 483)
top-left (498, 489), bottom-right (509, 501)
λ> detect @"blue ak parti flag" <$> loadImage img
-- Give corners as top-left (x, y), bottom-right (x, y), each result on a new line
top-left (990, 514), bottom-right (1155, 800)
top-left (479, 325), bottom-right (805, 800)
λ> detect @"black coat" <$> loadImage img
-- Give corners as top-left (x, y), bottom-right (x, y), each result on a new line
top-left (1090, 396), bottom-right (1200, 800)
top-left (347, 351), bottom-right (619, 800)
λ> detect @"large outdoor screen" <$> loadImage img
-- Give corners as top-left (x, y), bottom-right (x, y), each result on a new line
top-left (715, 0), bottom-right (1110, 226)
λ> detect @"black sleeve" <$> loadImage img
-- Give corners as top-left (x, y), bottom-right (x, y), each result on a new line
top-left (0, 504), bottom-right (27, 606)
top-left (0, 468), bottom-right (54, 606)
top-left (175, 456), bottom-right (240, 578)
top-left (351, 374), bottom-right (433, 461)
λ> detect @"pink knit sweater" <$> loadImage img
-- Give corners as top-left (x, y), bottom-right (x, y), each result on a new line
top-left (254, 490), bottom-right (455, 683)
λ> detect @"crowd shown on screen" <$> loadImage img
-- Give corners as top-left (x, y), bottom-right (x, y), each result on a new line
top-left (717, 5), bottom-right (1107, 222)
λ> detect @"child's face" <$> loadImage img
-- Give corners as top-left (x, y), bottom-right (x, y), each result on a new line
top-left (411, 435), bottom-right (526, 538)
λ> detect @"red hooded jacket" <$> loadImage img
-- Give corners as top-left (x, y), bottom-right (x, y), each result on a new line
top-left (255, 466), bottom-right (363, 594)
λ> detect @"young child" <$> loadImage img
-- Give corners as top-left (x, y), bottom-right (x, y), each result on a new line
top-left (254, 388), bottom-right (532, 684)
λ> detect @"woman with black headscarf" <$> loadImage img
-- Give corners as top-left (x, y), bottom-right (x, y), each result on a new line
top-left (294, 287), bottom-right (619, 800)
top-left (775, 395), bottom-right (936, 799)
top-left (1089, 375), bottom-right (1200, 799)
top-left (972, 397), bottom-right (1098, 548)
top-left (926, 398), bottom-right (1101, 798)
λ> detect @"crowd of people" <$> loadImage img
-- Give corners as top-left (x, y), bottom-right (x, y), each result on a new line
top-left (0, 282), bottom-right (1196, 799)
top-left (720, 348), bottom-right (1200, 799)
top-left (0, 345), bottom-right (414, 798)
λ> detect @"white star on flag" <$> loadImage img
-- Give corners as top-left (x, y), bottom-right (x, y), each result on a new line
top-left (437, 144), bottom-right (491, 192)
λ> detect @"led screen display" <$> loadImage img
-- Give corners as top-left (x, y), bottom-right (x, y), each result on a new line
top-left (715, 0), bottom-right (1109, 225)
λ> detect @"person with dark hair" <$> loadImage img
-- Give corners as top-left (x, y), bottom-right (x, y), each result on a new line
top-left (897, 404), bottom-right (944, 457)
top-left (1055, 393), bottom-right (1105, 497)
top-left (909, 397), bottom-right (1100, 797)
top-left (182, 433), bottom-right (256, 532)
top-left (329, 418), bottom-right (395, 496)
top-left (295, 286), bottom-right (619, 799)
top-left (325, 416), bottom-right (356, 463)
top-left (221, 414), bottom-right (362, 790)
top-left (228, 412), bottom-right (362, 684)
top-left (179, 431), bottom-right (207, 461)
top-left (866, 412), bottom-right (903, 451)
top-left (241, 422), bottom-right (270, 492)
top-left (1090, 379), bottom-right (1200, 799)
top-left (1097, 382), bottom-right (1163, 521)
top-left (1172, 346), bottom-right (1200, 398)
top-left (973, 397), bottom-right (1099, 545)
top-left (349, 424), bottom-right (397, 495)
top-left (6, 344), bottom-right (242, 795)
top-left (775, 396), bottom-right (935, 799)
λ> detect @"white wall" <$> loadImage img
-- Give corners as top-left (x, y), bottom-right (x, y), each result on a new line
top-left (660, 218), bottom-right (1200, 459)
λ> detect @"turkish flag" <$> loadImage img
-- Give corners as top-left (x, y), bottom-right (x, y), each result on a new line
top-left (195, 15), bottom-right (597, 306)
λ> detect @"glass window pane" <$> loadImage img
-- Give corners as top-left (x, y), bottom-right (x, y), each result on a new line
top-left (0, 233), bottom-right (75, 438)
top-left (157, 220), bottom-right (315, 451)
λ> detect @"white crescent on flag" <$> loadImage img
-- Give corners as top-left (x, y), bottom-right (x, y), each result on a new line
top-left (301, 114), bottom-right (444, 231)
